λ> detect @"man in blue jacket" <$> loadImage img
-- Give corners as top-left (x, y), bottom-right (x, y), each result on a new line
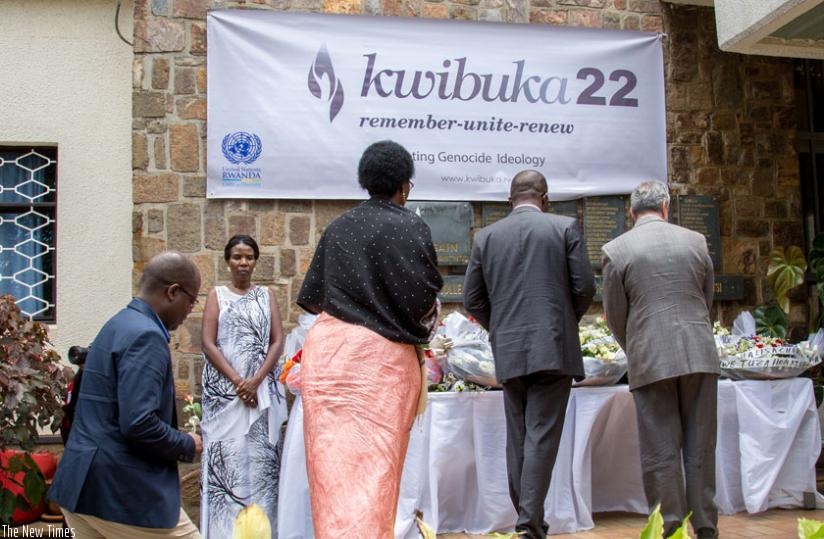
top-left (49, 251), bottom-right (203, 538)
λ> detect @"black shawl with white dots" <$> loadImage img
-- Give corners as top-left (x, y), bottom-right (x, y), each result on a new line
top-left (298, 197), bottom-right (443, 344)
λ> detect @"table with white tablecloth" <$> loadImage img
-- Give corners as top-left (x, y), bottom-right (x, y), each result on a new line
top-left (277, 378), bottom-right (822, 538)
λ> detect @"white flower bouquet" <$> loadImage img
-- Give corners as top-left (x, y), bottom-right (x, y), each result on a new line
top-left (429, 312), bottom-right (499, 389)
top-left (717, 312), bottom-right (822, 380)
top-left (574, 316), bottom-right (627, 387)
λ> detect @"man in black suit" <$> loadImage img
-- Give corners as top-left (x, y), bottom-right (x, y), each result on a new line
top-left (464, 170), bottom-right (595, 538)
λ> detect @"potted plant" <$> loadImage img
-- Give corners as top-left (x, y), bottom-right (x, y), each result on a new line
top-left (0, 295), bottom-right (72, 525)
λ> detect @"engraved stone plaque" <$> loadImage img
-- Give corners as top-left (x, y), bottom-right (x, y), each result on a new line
top-left (548, 200), bottom-right (579, 220)
top-left (593, 274), bottom-right (604, 303)
top-left (583, 196), bottom-right (627, 269)
top-left (594, 274), bottom-right (744, 303)
top-left (438, 275), bottom-right (466, 304)
top-left (406, 202), bottom-right (472, 266)
top-left (481, 203), bottom-right (510, 227)
top-left (713, 275), bottom-right (744, 301)
top-left (677, 195), bottom-right (722, 270)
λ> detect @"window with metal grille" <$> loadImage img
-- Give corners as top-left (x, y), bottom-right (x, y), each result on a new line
top-left (0, 147), bottom-right (57, 322)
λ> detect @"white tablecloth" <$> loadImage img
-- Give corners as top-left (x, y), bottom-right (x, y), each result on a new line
top-left (278, 379), bottom-right (822, 538)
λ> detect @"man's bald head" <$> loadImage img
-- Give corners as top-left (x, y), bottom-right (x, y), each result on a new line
top-left (509, 169), bottom-right (548, 207)
top-left (137, 251), bottom-right (201, 331)
top-left (139, 251), bottom-right (199, 295)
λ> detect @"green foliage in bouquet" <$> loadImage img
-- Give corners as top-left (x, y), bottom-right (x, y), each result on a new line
top-left (579, 316), bottom-right (621, 361)
top-left (799, 518), bottom-right (824, 539)
top-left (0, 295), bottom-right (72, 525)
top-left (753, 304), bottom-right (789, 339)
top-left (182, 394), bottom-right (202, 434)
top-left (640, 505), bottom-right (692, 539)
top-left (429, 372), bottom-right (488, 392)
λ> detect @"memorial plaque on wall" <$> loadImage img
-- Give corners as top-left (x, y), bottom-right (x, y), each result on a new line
top-left (593, 274), bottom-right (604, 302)
top-left (548, 200), bottom-right (579, 220)
top-left (482, 204), bottom-right (510, 227)
top-left (677, 195), bottom-right (722, 270)
top-left (406, 202), bottom-right (472, 266)
top-left (482, 200), bottom-right (579, 227)
top-left (714, 275), bottom-right (744, 301)
top-left (593, 274), bottom-right (745, 302)
top-left (583, 196), bottom-right (626, 269)
top-left (439, 275), bottom-right (466, 303)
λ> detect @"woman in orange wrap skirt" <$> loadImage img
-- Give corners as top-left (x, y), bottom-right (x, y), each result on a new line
top-left (297, 140), bottom-right (443, 538)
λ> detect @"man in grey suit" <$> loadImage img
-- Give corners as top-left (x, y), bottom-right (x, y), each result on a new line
top-left (464, 169), bottom-right (595, 538)
top-left (601, 180), bottom-right (720, 539)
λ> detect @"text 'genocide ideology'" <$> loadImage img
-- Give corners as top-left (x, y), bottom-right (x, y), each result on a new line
top-left (410, 150), bottom-right (545, 168)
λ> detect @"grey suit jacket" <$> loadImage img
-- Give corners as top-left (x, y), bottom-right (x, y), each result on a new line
top-left (601, 215), bottom-right (720, 390)
top-left (463, 206), bottom-right (595, 383)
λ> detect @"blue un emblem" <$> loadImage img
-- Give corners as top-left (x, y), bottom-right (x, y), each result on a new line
top-left (221, 132), bottom-right (263, 165)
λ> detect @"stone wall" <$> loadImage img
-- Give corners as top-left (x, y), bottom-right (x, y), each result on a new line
top-left (660, 5), bottom-right (802, 330)
top-left (131, 0), bottom-right (803, 397)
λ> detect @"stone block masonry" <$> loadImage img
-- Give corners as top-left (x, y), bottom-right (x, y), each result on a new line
top-left (130, 0), bottom-right (803, 400)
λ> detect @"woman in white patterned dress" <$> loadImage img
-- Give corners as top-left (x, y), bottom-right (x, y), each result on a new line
top-left (200, 235), bottom-right (286, 538)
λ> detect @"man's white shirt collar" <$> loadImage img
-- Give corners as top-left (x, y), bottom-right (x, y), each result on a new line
top-left (514, 202), bottom-right (543, 211)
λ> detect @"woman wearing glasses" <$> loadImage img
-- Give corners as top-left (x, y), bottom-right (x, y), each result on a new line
top-left (199, 234), bottom-right (286, 538)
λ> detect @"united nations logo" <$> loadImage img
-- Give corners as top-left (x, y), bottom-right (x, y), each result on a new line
top-left (221, 132), bottom-right (263, 165)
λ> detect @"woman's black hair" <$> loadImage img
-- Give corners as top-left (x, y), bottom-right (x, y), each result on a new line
top-left (357, 140), bottom-right (415, 197)
top-left (224, 234), bottom-right (260, 261)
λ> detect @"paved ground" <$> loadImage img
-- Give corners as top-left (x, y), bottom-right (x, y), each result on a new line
top-left (4, 507), bottom-right (822, 538)
top-left (434, 470), bottom-right (824, 538)
top-left (436, 507), bottom-right (824, 538)
top-left (6, 477), bottom-right (823, 538)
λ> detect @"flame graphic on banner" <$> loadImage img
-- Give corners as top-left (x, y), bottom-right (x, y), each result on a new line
top-left (308, 44), bottom-right (345, 122)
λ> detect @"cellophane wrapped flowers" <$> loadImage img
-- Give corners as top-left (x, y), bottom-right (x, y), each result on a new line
top-left (428, 312), bottom-right (498, 390)
top-left (575, 316), bottom-right (627, 386)
top-left (716, 311), bottom-right (822, 380)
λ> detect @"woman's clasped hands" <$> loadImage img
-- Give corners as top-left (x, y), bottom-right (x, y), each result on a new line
top-left (235, 376), bottom-right (261, 408)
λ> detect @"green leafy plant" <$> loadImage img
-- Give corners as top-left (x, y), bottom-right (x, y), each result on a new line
top-left (767, 246), bottom-right (807, 314)
top-left (640, 505), bottom-right (692, 539)
top-left (805, 234), bottom-right (824, 405)
top-left (798, 518), bottom-right (824, 539)
top-left (808, 234), bottom-right (824, 329)
top-left (0, 295), bottom-right (72, 524)
top-left (753, 304), bottom-right (789, 339)
top-left (0, 452), bottom-right (45, 526)
top-left (753, 246), bottom-right (807, 338)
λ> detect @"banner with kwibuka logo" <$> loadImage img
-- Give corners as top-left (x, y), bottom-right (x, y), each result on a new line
top-left (206, 10), bottom-right (666, 201)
